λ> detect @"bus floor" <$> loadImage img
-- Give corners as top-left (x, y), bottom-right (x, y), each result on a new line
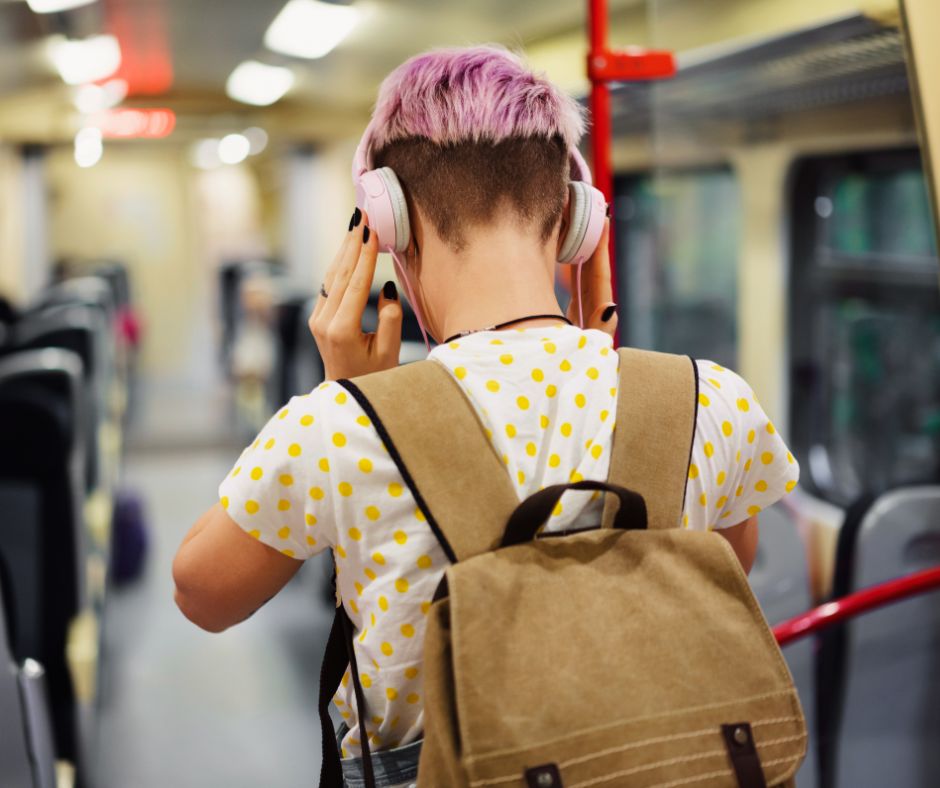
top-left (93, 446), bottom-right (333, 788)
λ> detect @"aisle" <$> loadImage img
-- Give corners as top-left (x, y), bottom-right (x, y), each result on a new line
top-left (94, 447), bottom-right (334, 788)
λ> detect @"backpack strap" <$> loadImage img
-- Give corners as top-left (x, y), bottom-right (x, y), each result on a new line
top-left (602, 348), bottom-right (698, 531)
top-left (339, 360), bottom-right (519, 563)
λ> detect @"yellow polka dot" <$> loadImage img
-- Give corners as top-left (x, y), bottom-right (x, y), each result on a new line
top-left (575, 393), bottom-right (586, 408)
top-left (552, 501), bottom-right (563, 517)
top-left (279, 474), bottom-right (294, 486)
top-left (281, 549), bottom-right (295, 558)
top-left (747, 505), bottom-right (761, 517)
top-left (560, 359), bottom-right (572, 372)
top-left (414, 507), bottom-right (425, 521)
top-left (405, 667), bottom-right (418, 679)
top-left (250, 466), bottom-right (263, 481)
top-left (546, 384), bottom-right (558, 398)
top-left (499, 354), bottom-right (514, 365)
top-left (517, 470), bottom-right (526, 485)
top-left (490, 338), bottom-right (503, 345)
top-left (420, 602), bottom-right (431, 616)
top-left (736, 450), bottom-right (742, 463)
top-left (277, 525), bottom-right (290, 539)
top-left (561, 423), bottom-right (572, 437)
top-left (736, 485), bottom-right (744, 497)
top-left (448, 341), bottom-right (459, 350)
top-left (364, 567), bottom-right (376, 580)
top-left (600, 347), bottom-right (610, 356)
top-left (335, 391), bottom-right (347, 405)
top-left (531, 368), bottom-right (544, 382)
top-left (548, 453), bottom-right (561, 468)
top-left (454, 366), bottom-right (467, 380)
top-left (766, 422), bottom-right (776, 435)
top-left (722, 421), bottom-right (733, 437)
top-left (305, 514), bottom-right (317, 526)
top-left (416, 555), bottom-right (432, 570)
top-left (354, 582), bottom-right (363, 596)
top-left (277, 498), bottom-right (291, 511)
top-left (787, 452), bottom-right (794, 464)
top-left (361, 674), bottom-right (372, 689)
top-left (365, 505), bottom-right (381, 521)
top-left (378, 596), bottom-right (389, 611)
top-left (406, 693), bottom-right (420, 704)
top-left (704, 442), bottom-right (714, 458)
top-left (737, 398), bottom-right (750, 412)
top-left (278, 409), bottom-right (289, 420)
top-left (358, 458), bottom-right (373, 473)
top-left (544, 342), bottom-right (556, 354)
top-left (747, 429), bottom-right (756, 444)
top-left (388, 482), bottom-right (403, 497)
top-left (591, 444), bottom-right (603, 460)
top-left (248, 528), bottom-right (260, 539)
top-left (501, 424), bottom-right (516, 439)
top-left (716, 496), bottom-right (728, 509)
top-left (570, 470), bottom-right (584, 482)
top-left (525, 442), bottom-right (537, 457)
top-left (221, 496), bottom-right (229, 510)
top-left (334, 482), bottom-right (352, 497)
top-left (264, 438), bottom-right (275, 450)
top-left (356, 415), bottom-right (370, 427)
top-left (318, 458), bottom-right (330, 472)
top-left (688, 464), bottom-right (699, 479)
top-left (245, 500), bottom-right (260, 514)
top-left (514, 396), bottom-right (530, 412)
top-left (683, 514), bottom-right (689, 528)
top-left (600, 409), bottom-right (609, 422)
top-left (232, 466), bottom-right (241, 477)
top-left (716, 470), bottom-right (727, 485)
top-left (699, 493), bottom-right (708, 506)
top-left (349, 527), bottom-right (362, 541)
top-left (720, 511), bottom-right (732, 520)
top-left (309, 486), bottom-right (324, 500)
top-left (385, 687), bottom-right (397, 700)
top-left (381, 642), bottom-right (393, 656)
top-left (300, 414), bottom-right (314, 426)
top-left (785, 480), bottom-right (797, 492)
top-left (578, 335), bottom-right (587, 349)
top-left (755, 480), bottom-right (768, 492)
top-left (370, 552), bottom-right (385, 567)
top-left (371, 715), bottom-right (384, 725)
top-left (698, 393), bottom-right (710, 407)
top-left (586, 367), bottom-right (599, 380)
top-left (711, 364), bottom-right (725, 372)
top-left (708, 378), bottom-right (721, 388)
top-left (610, 387), bottom-right (617, 397)
top-left (540, 414), bottom-right (550, 429)
top-left (333, 433), bottom-right (347, 447)
top-left (761, 452), bottom-right (774, 465)
top-left (336, 544), bottom-right (347, 558)
top-left (395, 578), bottom-right (409, 593)
top-left (486, 380), bottom-right (500, 392)
top-left (744, 459), bottom-right (752, 471)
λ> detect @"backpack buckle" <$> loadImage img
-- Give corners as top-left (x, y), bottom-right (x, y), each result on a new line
top-left (524, 763), bottom-right (563, 788)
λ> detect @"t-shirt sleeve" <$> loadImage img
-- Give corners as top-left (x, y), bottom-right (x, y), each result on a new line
top-left (684, 360), bottom-right (800, 531)
top-left (218, 388), bottom-right (337, 560)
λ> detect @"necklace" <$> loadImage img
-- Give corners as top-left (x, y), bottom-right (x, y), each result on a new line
top-left (442, 314), bottom-right (573, 344)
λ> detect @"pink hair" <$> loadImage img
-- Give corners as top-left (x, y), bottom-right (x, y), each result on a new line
top-left (361, 45), bottom-right (585, 158)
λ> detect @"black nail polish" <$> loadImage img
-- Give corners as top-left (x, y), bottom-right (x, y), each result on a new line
top-left (362, 225), bottom-right (370, 243)
top-left (601, 304), bottom-right (617, 322)
top-left (383, 280), bottom-right (398, 300)
top-left (352, 207), bottom-right (362, 227)
top-left (605, 203), bottom-right (610, 218)
top-left (348, 210), bottom-right (356, 231)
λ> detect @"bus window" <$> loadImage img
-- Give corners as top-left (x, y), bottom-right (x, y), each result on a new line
top-left (790, 151), bottom-right (940, 506)
top-left (613, 169), bottom-right (740, 368)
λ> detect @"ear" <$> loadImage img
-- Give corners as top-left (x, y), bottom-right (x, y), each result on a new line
top-left (556, 186), bottom-right (572, 259)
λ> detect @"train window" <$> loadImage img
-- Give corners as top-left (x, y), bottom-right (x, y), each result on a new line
top-left (790, 151), bottom-right (940, 506)
top-left (613, 169), bottom-right (739, 368)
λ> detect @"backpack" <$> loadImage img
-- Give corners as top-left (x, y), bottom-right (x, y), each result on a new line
top-left (318, 347), bottom-right (806, 788)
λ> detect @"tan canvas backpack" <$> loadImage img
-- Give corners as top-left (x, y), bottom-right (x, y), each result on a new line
top-left (319, 347), bottom-right (806, 788)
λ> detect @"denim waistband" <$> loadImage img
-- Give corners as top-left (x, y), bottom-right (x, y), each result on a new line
top-left (337, 723), bottom-right (423, 788)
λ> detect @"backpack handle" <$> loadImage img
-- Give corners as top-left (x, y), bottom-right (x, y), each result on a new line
top-left (501, 481), bottom-right (647, 548)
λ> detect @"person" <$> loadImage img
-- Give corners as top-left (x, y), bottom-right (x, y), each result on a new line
top-left (173, 45), bottom-right (800, 787)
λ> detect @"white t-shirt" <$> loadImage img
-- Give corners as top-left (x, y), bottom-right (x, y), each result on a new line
top-left (219, 324), bottom-right (800, 757)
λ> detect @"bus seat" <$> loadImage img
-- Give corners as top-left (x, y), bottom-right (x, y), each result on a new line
top-left (749, 503), bottom-right (818, 788)
top-left (821, 486), bottom-right (940, 788)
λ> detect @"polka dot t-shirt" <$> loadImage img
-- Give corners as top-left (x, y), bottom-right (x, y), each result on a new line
top-left (218, 325), bottom-right (799, 758)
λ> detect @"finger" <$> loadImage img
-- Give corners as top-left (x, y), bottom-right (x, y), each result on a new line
top-left (320, 213), bottom-right (369, 324)
top-left (585, 301), bottom-right (618, 340)
top-left (334, 221), bottom-right (379, 334)
top-left (312, 208), bottom-right (360, 322)
top-left (582, 216), bottom-right (612, 317)
top-left (375, 281), bottom-right (403, 363)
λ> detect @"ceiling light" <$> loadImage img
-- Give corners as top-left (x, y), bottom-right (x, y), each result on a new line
top-left (218, 134), bottom-right (251, 165)
top-left (74, 127), bottom-right (102, 168)
top-left (26, 0), bottom-right (96, 13)
top-left (226, 60), bottom-right (294, 106)
top-left (264, 0), bottom-right (359, 60)
top-left (48, 34), bottom-right (121, 85)
top-left (243, 127), bottom-right (269, 155)
top-left (191, 139), bottom-right (222, 170)
top-left (72, 79), bottom-right (126, 114)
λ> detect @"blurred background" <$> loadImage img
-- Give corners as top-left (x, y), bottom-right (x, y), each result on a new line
top-left (0, 0), bottom-right (938, 786)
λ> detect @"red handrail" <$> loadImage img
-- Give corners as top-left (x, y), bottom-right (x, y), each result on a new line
top-left (773, 565), bottom-right (940, 647)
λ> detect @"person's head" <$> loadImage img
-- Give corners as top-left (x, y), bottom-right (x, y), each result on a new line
top-left (357, 45), bottom-right (590, 339)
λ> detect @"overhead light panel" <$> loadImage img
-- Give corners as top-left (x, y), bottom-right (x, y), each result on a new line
top-left (264, 0), bottom-right (359, 60)
top-left (27, 0), bottom-right (96, 13)
top-left (218, 134), bottom-right (251, 165)
top-left (226, 60), bottom-right (294, 106)
top-left (48, 34), bottom-right (121, 85)
top-left (74, 127), bottom-right (102, 169)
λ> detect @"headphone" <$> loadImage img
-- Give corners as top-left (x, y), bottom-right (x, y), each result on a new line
top-left (352, 137), bottom-right (607, 344)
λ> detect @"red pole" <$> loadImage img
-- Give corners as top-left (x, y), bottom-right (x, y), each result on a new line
top-left (773, 566), bottom-right (940, 647)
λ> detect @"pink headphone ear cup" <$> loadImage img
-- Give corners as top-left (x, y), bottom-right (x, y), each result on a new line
top-left (557, 181), bottom-right (606, 265)
top-left (355, 167), bottom-right (411, 253)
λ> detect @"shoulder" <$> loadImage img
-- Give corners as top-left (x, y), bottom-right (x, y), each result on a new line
top-left (693, 360), bottom-right (763, 439)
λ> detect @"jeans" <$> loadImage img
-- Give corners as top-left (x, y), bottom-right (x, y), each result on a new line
top-left (337, 724), bottom-right (422, 788)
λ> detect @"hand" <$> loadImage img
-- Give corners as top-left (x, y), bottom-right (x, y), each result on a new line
top-left (309, 211), bottom-right (403, 380)
top-left (566, 216), bottom-right (618, 340)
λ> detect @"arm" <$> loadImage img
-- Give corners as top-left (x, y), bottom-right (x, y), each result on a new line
top-left (715, 515), bottom-right (759, 575)
top-left (173, 503), bottom-right (303, 633)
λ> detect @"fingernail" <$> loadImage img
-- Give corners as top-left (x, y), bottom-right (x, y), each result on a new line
top-left (348, 210), bottom-right (356, 231)
top-left (601, 304), bottom-right (617, 322)
top-left (352, 207), bottom-right (362, 227)
top-left (605, 203), bottom-right (610, 218)
top-left (383, 280), bottom-right (397, 300)
top-left (362, 225), bottom-right (371, 243)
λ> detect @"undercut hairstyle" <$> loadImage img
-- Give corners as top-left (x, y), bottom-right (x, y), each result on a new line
top-left (362, 45), bottom-right (586, 252)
